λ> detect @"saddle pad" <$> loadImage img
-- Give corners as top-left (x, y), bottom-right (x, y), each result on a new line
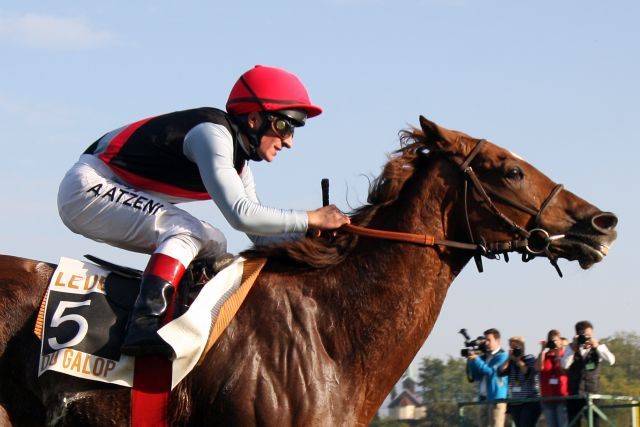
top-left (158, 256), bottom-right (266, 388)
top-left (35, 257), bottom-right (137, 386)
top-left (34, 256), bottom-right (266, 389)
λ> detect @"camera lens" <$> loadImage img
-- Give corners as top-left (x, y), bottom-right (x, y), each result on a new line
top-left (578, 334), bottom-right (590, 345)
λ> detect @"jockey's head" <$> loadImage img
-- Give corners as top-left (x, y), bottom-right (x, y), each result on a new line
top-left (226, 65), bottom-right (322, 161)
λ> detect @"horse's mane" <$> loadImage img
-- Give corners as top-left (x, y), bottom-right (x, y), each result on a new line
top-left (241, 128), bottom-right (429, 268)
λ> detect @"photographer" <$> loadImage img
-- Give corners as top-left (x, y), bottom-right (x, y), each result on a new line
top-left (537, 329), bottom-right (569, 427)
top-left (561, 321), bottom-right (615, 426)
top-left (499, 336), bottom-right (540, 427)
top-left (466, 328), bottom-right (509, 427)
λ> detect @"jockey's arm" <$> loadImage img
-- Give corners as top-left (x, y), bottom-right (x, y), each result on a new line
top-left (183, 123), bottom-right (308, 243)
top-left (236, 165), bottom-right (306, 245)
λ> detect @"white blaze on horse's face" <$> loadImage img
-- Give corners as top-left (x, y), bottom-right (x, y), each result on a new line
top-left (508, 150), bottom-right (524, 161)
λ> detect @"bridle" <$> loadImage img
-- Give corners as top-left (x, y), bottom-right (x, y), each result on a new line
top-left (341, 139), bottom-right (567, 277)
top-left (456, 139), bottom-right (565, 276)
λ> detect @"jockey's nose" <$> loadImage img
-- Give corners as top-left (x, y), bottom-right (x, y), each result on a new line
top-left (282, 136), bottom-right (293, 149)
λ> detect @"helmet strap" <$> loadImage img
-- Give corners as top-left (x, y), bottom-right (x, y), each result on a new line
top-left (236, 76), bottom-right (279, 161)
top-left (232, 113), bottom-right (268, 162)
top-left (246, 132), bottom-right (264, 162)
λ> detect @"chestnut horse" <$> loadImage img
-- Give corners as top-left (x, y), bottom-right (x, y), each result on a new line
top-left (0, 116), bottom-right (617, 426)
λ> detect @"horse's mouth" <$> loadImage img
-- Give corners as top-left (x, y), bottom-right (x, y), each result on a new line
top-left (553, 233), bottom-right (613, 269)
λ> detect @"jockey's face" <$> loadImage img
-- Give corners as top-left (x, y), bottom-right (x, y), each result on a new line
top-left (245, 112), bottom-right (295, 162)
top-left (258, 131), bottom-right (293, 162)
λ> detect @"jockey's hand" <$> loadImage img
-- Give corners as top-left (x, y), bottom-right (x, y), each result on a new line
top-left (306, 229), bottom-right (322, 238)
top-left (307, 205), bottom-right (350, 230)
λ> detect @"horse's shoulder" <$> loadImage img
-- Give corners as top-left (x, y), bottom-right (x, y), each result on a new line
top-left (203, 268), bottom-right (342, 419)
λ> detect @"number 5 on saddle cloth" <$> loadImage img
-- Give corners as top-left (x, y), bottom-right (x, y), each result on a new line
top-left (33, 255), bottom-right (246, 387)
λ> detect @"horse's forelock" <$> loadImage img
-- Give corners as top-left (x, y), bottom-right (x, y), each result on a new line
top-left (399, 127), bottom-right (427, 148)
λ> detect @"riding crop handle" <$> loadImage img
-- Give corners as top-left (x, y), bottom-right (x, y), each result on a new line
top-left (321, 178), bottom-right (329, 207)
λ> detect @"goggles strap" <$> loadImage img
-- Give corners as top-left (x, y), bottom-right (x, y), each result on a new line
top-left (229, 113), bottom-right (264, 162)
top-left (235, 76), bottom-right (273, 161)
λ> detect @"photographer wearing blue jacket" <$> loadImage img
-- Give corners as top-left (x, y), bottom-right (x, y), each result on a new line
top-left (466, 328), bottom-right (509, 427)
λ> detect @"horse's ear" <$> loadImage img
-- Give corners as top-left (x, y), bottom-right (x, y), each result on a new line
top-left (419, 116), bottom-right (453, 151)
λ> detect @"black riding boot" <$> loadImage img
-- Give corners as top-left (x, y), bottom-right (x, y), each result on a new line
top-left (120, 275), bottom-right (176, 358)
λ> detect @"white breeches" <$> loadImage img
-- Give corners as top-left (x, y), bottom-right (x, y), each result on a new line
top-left (57, 155), bottom-right (227, 268)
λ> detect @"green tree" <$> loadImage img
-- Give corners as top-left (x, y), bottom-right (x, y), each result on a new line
top-left (594, 331), bottom-right (640, 425)
top-left (418, 356), bottom-right (477, 426)
top-left (369, 414), bottom-right (412, 427)
top-left (419, 356), bottom-right (476, 402)
top-left (599, 331), bottom-right (640, 396)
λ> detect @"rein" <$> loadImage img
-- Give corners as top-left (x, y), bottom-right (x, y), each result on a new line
top-left (341, 223), bottom-right (478, 251)
top-left (340, 139), bottom-right (566, 277)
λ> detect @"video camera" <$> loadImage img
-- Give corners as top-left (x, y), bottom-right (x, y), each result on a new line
top-left (459, 328), bottom-right (487, 357)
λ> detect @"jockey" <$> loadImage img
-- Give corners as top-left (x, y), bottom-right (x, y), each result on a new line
top-left (57, 65), bottom-right (350, 357)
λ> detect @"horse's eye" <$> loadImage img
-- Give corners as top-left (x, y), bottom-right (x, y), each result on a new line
top-left (506, 166), bottom-right (524, 181)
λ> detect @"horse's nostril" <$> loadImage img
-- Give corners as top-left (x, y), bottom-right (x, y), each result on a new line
top-left (592, 212), bottom-right (618, 232)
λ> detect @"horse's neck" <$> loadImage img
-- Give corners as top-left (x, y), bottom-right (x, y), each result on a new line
top-left (326, 170), bottom-right (469, 414)
top-left (337, 242), bottom-right (460, 364)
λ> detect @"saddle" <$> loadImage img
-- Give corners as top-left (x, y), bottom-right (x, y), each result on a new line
top-left (83, 253), bottom-right (235, 317)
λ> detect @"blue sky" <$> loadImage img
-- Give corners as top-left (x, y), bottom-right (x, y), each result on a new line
top-left (1, 1), bottom-right (638, 369)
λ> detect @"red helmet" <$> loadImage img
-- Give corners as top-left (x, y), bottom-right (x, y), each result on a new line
top-left (226, 65), bottom-right (323, 120)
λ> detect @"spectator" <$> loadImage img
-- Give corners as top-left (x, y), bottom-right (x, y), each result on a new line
top-left (562, 320), bottom-right (615, 426)
top-left (500, 336), bottom-right (541, 427)
top-left (466, 328), bottom-right (509, 427)
top-left (537, 329), bottom-right (569, 427)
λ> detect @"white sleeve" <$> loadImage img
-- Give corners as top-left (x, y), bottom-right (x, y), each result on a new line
top-left (596, 344), bottom-right (615, 365)
top-left (239, 166), bottom-right (305, 245)
top-left (183, 123), bottom-right (308, 235)
top-left (561, 346), bottom-right (575, 370)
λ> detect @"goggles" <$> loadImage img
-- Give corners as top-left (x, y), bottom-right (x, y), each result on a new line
top-left (267, 114), bottom-right (296, 139)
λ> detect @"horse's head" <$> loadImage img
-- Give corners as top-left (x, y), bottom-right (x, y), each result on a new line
top-left (418, 115), bottom-right (617, 271)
